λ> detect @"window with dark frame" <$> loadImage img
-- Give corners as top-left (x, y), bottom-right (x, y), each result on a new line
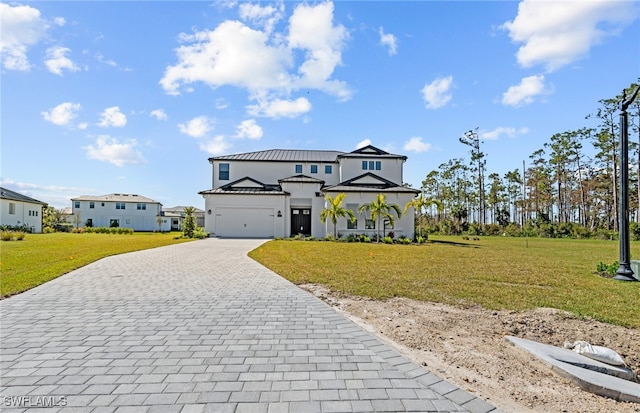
top-left (325, 165), bottom-right (332, 174)
top-left (295, 164), bottom-right (303, 173)
top-left (310, 165), bottom-right (318, 174)
top-left (219, 163), bottom-right (230, 180)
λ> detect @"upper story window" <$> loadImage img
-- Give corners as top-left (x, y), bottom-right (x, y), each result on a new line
top-left (137, 203), bottom-right (146, 210)
top-left (310, 165), bottom-right (318, 174)
top-left (90, 201), bottom-right (95, 209)
top-left (74, 201), bottom-right (80, 209)
top-left (362, 160), bottom-right (382, 171)
top-left (325, 165), bottom-right (332, 174)
top-left (8, 203), bottom-right (15, 214)
top-left (116, 202), bottom-right (126, 210)
top-left (219, 163), bottom-right (230, 180)
top-left (295, 164), bottom-right (303, 174)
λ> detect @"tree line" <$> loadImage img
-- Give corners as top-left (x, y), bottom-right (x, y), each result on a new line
top-left (418, 80), bottom-right (640, 239)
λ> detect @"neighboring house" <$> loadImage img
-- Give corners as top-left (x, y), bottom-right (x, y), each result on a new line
top-left (0, 186), bottom-right (47, 233)
top-left (199, 145), bottom-right (419, 239)
top-left (70, 193), bottom-right (165, 232)
top-left (162, 206), bottom-right (205, 231)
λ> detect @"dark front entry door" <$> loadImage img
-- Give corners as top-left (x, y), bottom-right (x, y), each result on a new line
top-left (291, 208), bottom-right (311, 236)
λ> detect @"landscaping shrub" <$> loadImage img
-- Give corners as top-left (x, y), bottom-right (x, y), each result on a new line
top-left (1, 231), bottom-right (25, 241)
top-left (382, 236), bottom-right (393, 244)
top-left (596, 261), bottom-right (618, 278)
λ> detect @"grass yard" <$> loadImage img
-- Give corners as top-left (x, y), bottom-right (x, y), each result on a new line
top-left (0, 232), bottom-right (194, 298)
top-left (249, 236), bottom-right (640, 328)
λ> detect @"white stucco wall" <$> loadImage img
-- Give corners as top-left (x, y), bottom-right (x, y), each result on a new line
top-left (0, 199), bottom-right (43, 233)
top-left (338, 157), bottom-right (404, 184)
top-left (71, 200), bottom-right (163, 231)
top-left (212, 160), bottom-right (340, 188)
top-left (323, 191), bottom-right (416, 239)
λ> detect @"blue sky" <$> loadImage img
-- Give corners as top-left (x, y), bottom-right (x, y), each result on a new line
top-left (2, 1), bottom-right (639, 210)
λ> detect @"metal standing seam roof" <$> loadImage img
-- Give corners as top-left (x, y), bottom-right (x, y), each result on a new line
top-left (209, 149), bottom-right (345, 163)
top-left (0, 187), bottom-right (47, 205)
top-left (70, 193), bottom-right (160, 203)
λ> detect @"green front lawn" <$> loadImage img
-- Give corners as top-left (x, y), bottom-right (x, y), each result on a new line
top-left (249, 236), bottom-right (640, 328)
top-left (0, 232), bottom-right (194, 298)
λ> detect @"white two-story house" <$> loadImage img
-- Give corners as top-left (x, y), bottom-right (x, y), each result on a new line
top-left (199, 145), bottom-right (419, 239)
top-left (70, 193), bottom-right (165, 231)
top-left (0, 187), bottom-right (47, 233)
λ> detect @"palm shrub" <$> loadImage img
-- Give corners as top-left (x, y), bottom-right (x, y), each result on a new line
top-left (359, 194), bottom-right (402, 243)
top-left (320, 193), bottom-right (355, 240)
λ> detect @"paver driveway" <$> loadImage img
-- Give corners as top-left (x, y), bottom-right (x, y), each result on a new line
top-left (1, 238), bottom-right (500, 413)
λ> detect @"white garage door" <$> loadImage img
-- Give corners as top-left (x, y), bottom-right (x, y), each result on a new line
top-left (215, 208), bottom-right (274, 238)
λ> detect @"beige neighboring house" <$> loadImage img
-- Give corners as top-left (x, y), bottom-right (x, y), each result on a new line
top-left (70, 193), bottom-right (165, 231)
top-left (0, 186), bottom-right (47, 233)
top-left (199, 145), bottom-right (419, 239)
top-left (162, 206), bottom-right (205, 231)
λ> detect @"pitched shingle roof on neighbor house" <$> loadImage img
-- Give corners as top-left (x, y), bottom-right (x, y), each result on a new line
top-left (163, 206), bottom-right (205, 214)
top-left (70, 193), bottom-right (160, 204)
top-left (209, 149), bottom-right (345, 163)
top-left (0, 187), bottom-right (47, 205)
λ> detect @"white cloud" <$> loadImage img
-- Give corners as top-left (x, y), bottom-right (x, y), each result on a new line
top-left (160, 1), bottom-right (351, 117)
top-left (199, 135), bottom-right (231, 155)
top-left (53, 17), bottom-right (66, 26)
top-left (235, 119), bottom-right (263, 140)
top-left (356, 139), bottom-right (371, 149)
top-left (501, 75), bottom-right (551, 107)
top-left (42, 102), bottom-right (82, 126)
top-left (481, 126), bottom-right (529, 140)
top-left (0, 3), bottom-right (48, 71)
top-left (84, 135), bottom-right (144, 166)
top-left (215, 98), bottom-right (229, 110)
top-left (421, 76), bottom-right (453, 109)
top-left (178, 116), bottom-right (213, 138)
top-left (502, 0), bottom-right (638, 72)
top-left (45, 46), bottom-right (79, 75)
top-left (379, 27), bottom-right (398, 56)
top-left (247, 97), bottom-right (311, 118)
top-left (239, 2), bottom-right (284, 34)
top-left (150, 109), bottom-right (168, 121)
top-left (95, 52), bottom-right (118, 67)
top-left (98, 106), bottom-right (127, 128)
top-left (403, 137), bottom-right (432, 153)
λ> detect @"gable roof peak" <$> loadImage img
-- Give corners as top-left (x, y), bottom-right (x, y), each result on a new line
top-left (350, 145), bottom-right (389, 155)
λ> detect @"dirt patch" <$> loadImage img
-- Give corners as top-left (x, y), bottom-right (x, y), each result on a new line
top-left (300, 283), bottom-right (640, 413)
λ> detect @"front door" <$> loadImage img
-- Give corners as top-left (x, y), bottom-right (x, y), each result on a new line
top-left (291, 208), bottom-right (311, 236)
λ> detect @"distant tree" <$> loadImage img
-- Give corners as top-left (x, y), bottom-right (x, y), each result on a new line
top-left (42, 206), bottom-right (66, 230)
top-left (359, 194), bottom-right (402, 242)
top-left (404, 194), bottom-right (441, 237)
top-left (182, 206), bottom-right (196, 238)
top-left (156, 215), bottom-right (163, 232)
top-left (460, 128), bottom-right (487, 225)
top-left (320, 193), bottom-right (355, 239)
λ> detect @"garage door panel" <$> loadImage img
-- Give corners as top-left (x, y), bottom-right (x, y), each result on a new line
top-left (216, 208), bottom-right (274, 238)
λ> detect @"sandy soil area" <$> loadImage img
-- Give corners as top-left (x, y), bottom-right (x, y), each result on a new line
top-left (300, 284), bottom-right (640, 413)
